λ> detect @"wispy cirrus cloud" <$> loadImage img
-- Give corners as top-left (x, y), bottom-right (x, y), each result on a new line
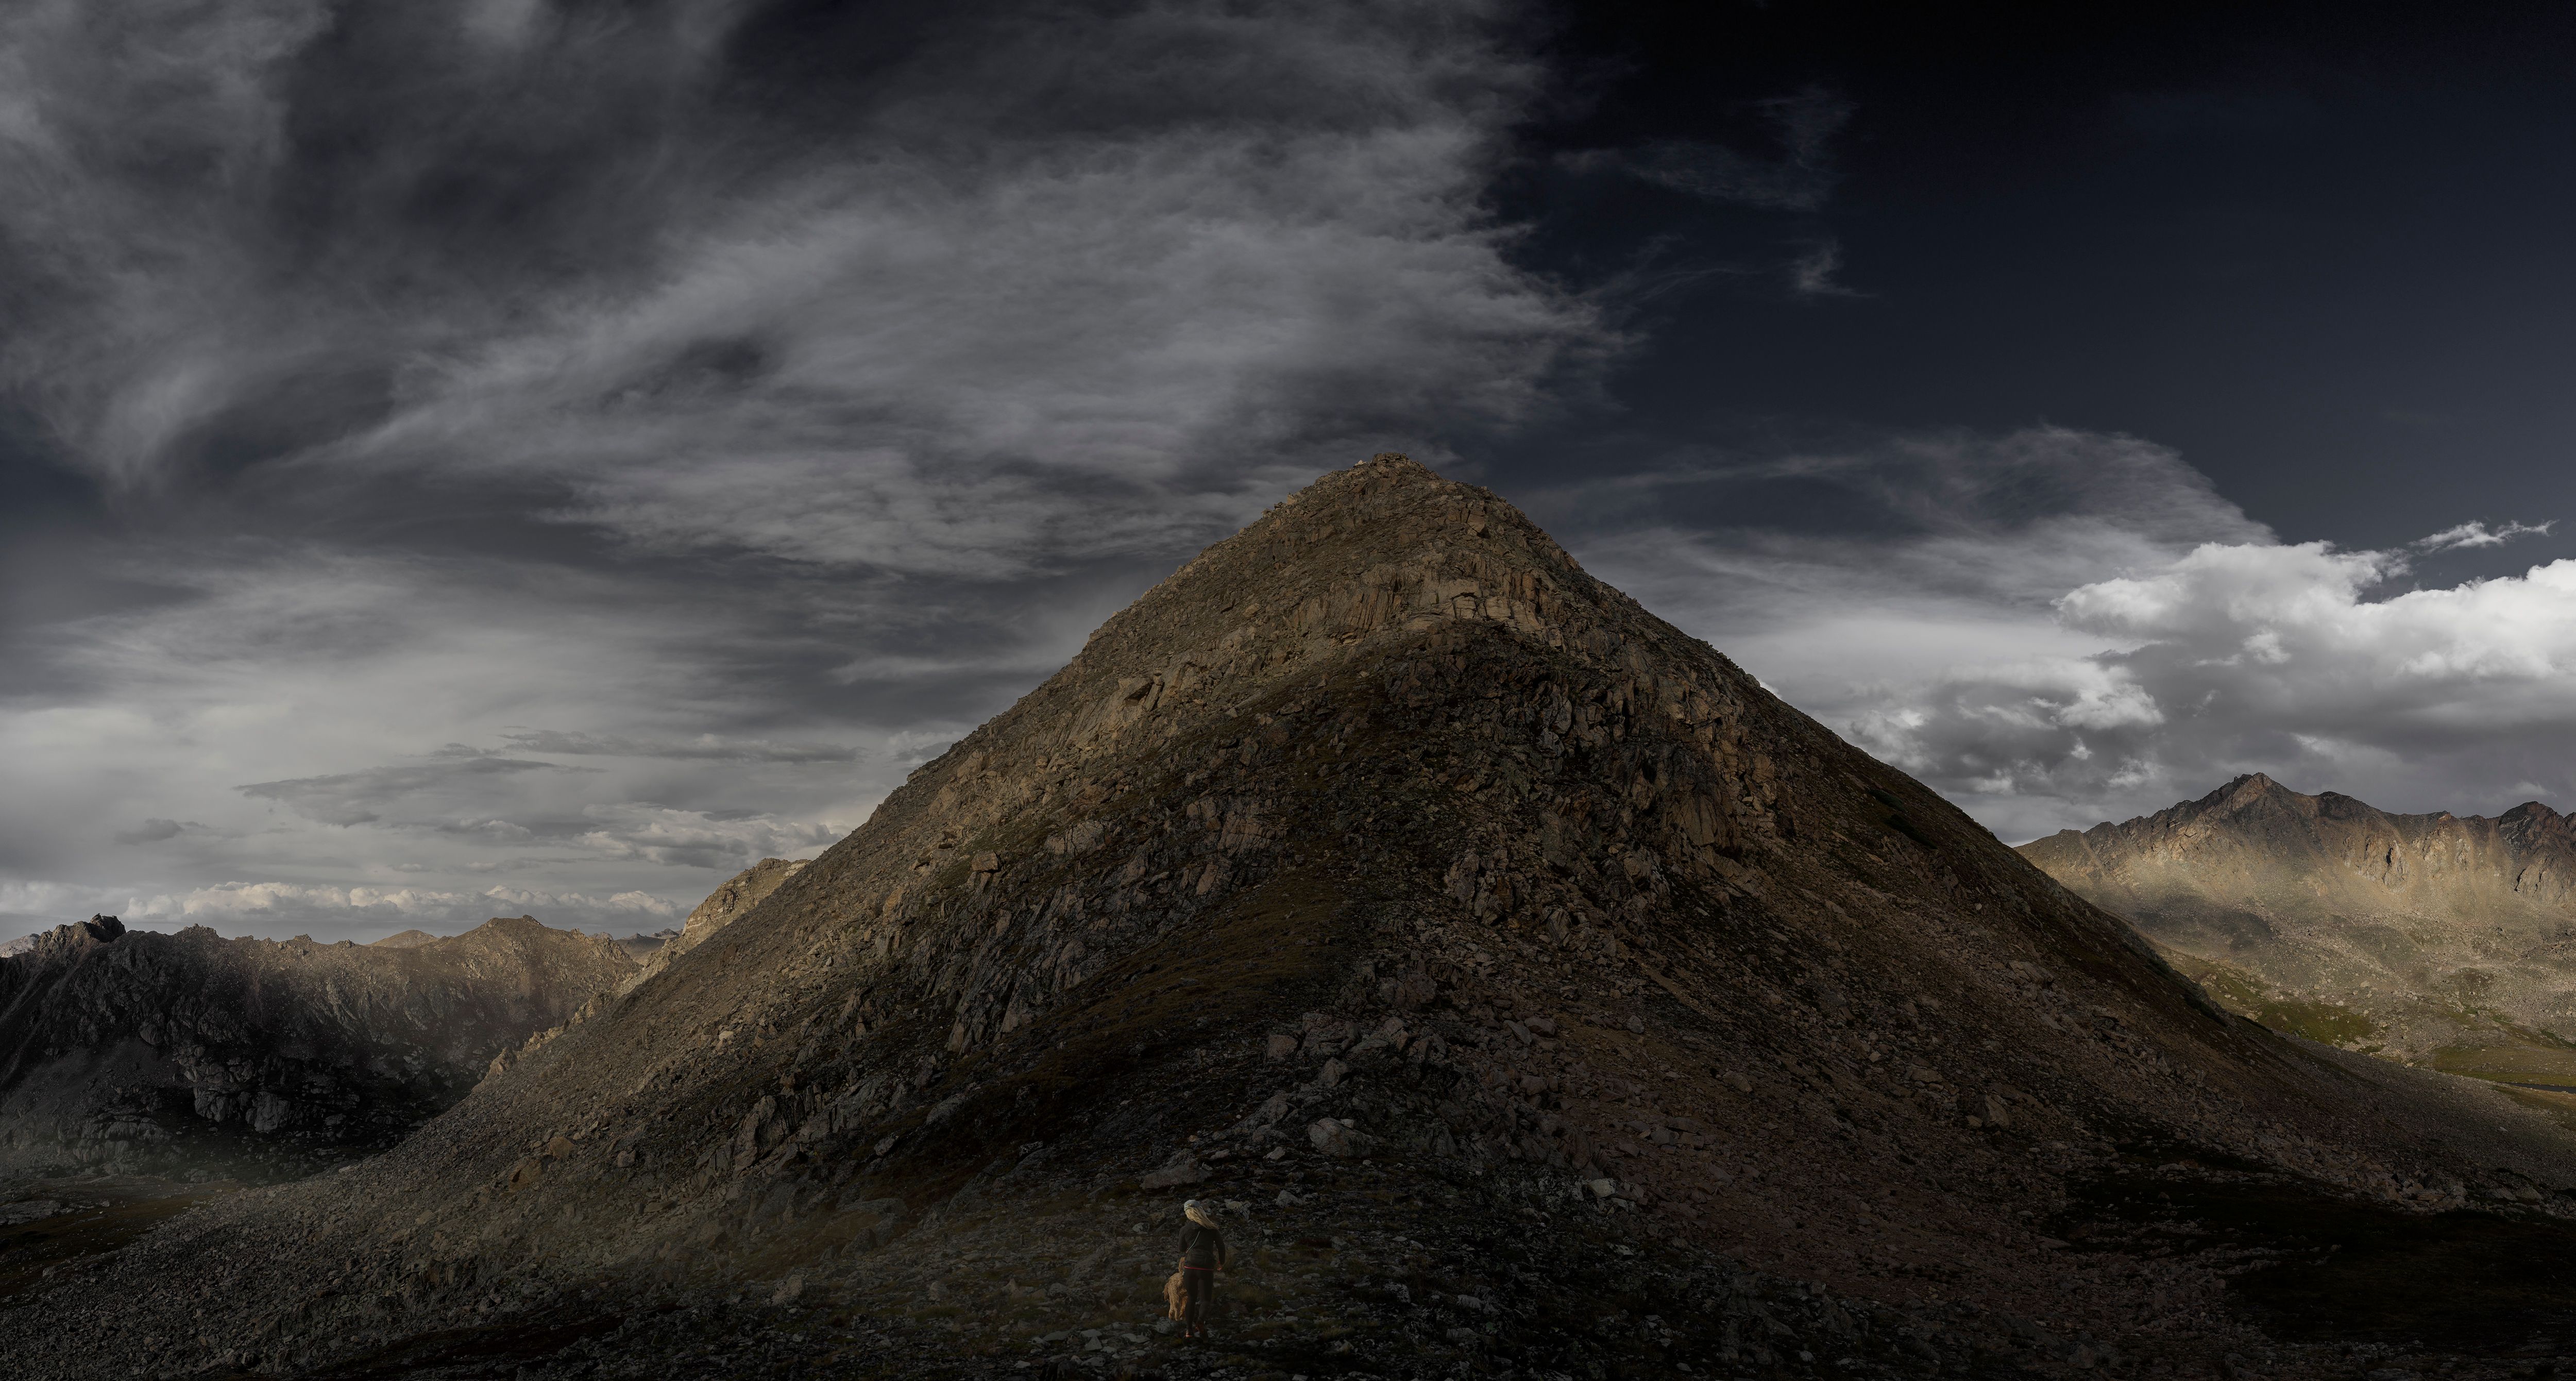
top-left (2414, 519), bottom-right (2554, 553)
top-left (1562, 88), bottom-right (1854, 211)
top-left (0, 0), bottom-right (1614, 941)
top-left (495, 730), bottom-right (865, 765)
top-left (1789, 240), bottom-right (1862, 298)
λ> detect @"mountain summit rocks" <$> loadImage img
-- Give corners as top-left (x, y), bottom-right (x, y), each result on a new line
top-left (0, 913), bottom-right (634, 1178)
top-left (15, 456), bottom-right (2576, 1379)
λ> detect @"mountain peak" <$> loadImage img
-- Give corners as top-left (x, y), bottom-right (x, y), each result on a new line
top-left (1070, 451), bottom-right (1596, 680)
top-left (2217, 770), bottom-right (2293, 802)
top-left (29, 456), bottom-right (2576, 1380)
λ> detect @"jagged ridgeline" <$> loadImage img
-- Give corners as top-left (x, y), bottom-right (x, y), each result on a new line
top-left (2023, 774), bottom-right (2576, 1085)
top-left (0, 914), bottom-right (634, 1177)
top-left (31, 454), bottom-right (2576, 1380)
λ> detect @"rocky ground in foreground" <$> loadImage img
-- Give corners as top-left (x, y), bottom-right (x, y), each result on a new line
top-left (22, 1106), bottom-right (2576, 1381)
top-left (13, 457), bottom-right (2576, 1380)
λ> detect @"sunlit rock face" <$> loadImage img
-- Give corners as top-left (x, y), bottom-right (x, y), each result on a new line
top-left (2022, 774), bottom-right (2576, 1081)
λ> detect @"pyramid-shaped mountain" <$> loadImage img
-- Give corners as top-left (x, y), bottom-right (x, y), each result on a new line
top-left (18, 456), bottom-right (2576, 1379)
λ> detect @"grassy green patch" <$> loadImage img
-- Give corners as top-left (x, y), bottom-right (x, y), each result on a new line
top-left (2155, 949), bottom-right (2380, 1046)
top-left (2248, 998), bottom-right (2377, 1045)
top-left (2428, 1038), bottom-right (2576, 1089)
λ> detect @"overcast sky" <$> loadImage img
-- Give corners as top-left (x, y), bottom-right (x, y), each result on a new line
top-left (5, 0), bottom-right (2574, 941)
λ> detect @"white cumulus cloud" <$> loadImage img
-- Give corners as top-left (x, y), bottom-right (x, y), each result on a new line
top-left (1549, 426), bottom-right (2576, 839)
top-left (1846, 537), bottom-right (2576, 836)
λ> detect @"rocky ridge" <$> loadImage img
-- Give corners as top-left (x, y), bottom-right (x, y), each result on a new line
top-left (12, 457), bottom-right (2576, 1379)
top-left (621, 857), bottom-right (810, 992)
top-left (0, 913), bottom-right (635, 1178)
top-left (2020, 774), bottom-right (2576, 1084)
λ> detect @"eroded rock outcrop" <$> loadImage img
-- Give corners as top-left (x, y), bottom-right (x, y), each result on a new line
top-left (0, 914), bottom-right (634, 1175)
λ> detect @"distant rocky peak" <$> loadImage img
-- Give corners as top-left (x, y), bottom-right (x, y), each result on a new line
top-left (23, 914), bottom-right (126, 962)
top-left (2209, 771), bottom-right (2306, 814)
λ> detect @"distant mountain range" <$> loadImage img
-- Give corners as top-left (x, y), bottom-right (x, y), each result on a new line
top-left (0, 913), bottom-right (636, 1177)
top-left (2020, 773), bottom-right (2576, 1089)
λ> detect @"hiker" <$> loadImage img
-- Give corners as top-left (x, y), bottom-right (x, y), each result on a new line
top-left (1174, 1199), bottom-right (1230, 1338)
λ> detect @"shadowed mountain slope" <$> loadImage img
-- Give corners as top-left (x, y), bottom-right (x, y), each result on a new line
top-left (16, 457), bottom-right (2576, 1379)
top-left (0, 914), bottom-right (635, 1179)
top-left (2022, 774), bottom-right (2576, 1085)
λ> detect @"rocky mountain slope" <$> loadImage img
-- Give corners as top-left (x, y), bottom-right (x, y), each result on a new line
top-left (2021, 774), bottom-right (2576, 1087)
top-left (0, 914), bottom-right (635, 1178)
top-left (621, 856), bottom-right (809, 990)
top-left (13, 456), bottom-right (2576, 1380)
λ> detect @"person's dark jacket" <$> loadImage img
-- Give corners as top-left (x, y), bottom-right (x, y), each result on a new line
top-left (1177, 1222), bottom-right (1227, 1270)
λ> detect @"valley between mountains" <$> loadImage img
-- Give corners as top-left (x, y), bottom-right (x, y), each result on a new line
top-left (11, 456), bottom-right (2576, 1380)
